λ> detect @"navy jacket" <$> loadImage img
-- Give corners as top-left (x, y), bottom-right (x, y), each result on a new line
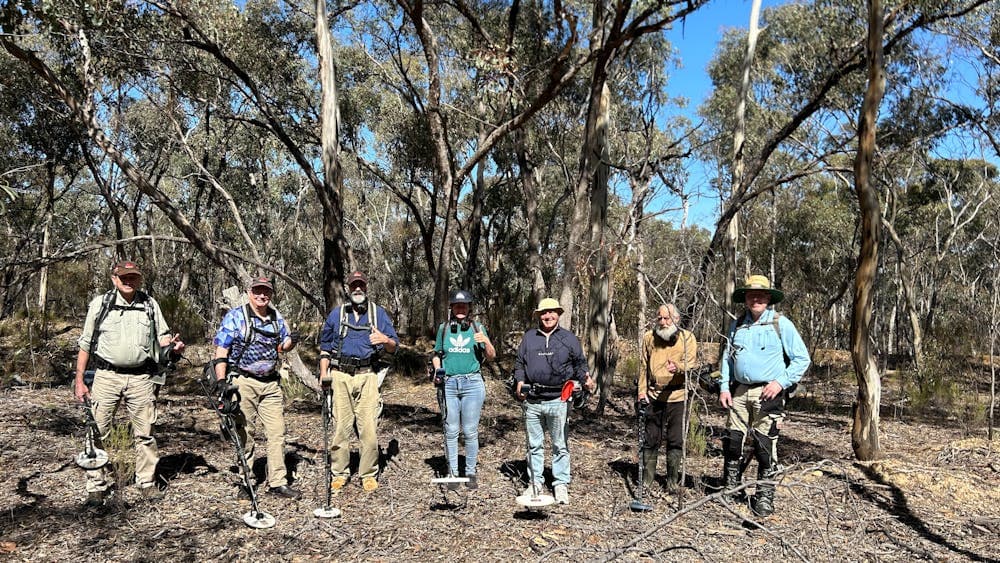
top-left (514, 327), bottom-right (588, 400)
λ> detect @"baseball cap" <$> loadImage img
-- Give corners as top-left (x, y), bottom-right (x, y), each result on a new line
top-left (249, 276), bottom-right (274, 291)
top-left (346, 271), bottom-right (368, 287)
top-left (112, 260), bottom-right (142, 277)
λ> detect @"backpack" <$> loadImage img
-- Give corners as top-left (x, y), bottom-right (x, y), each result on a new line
top-left (436, 319), bottom-right (485, 363)
top-left (85, 289), bottom-right (160, 385)
top-left (229, 303), bottom-right (283, 376)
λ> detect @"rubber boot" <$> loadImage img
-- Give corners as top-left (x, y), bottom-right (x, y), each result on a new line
top-left (722, 458), bottom-right (741, 496)
top-left (751, 465), bottom-right (777, 516)
top-left (664, 448), bottom-right (682, 492)
top-left (641, 448), bottom-right (658, 491)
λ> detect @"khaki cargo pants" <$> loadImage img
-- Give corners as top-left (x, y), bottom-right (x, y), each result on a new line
top-left (233, 374), bottom-right (289, 488)
top-left (87, 370), bottom-right (158, 492)
top-left (330, 368), bottom-right (380, 479)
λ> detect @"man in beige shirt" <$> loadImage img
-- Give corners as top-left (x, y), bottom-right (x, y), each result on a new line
top-left (74, 260), bottom-right (185, 507)
top-left (637, 304), bottom-right (697, 493)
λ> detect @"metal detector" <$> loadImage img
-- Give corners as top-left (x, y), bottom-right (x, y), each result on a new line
top-left (75, 397), bottom-right (109, 470)
top-left (200, 366), bottom-right (276, 529)
top-left (629, 399), bottom-right (654, 512)
top-left (314, 379), bottom-right (342, 519)
top-left (430, 368), bottom-right (470, 490)
top-left (515, 387), bottom-right (555, 509)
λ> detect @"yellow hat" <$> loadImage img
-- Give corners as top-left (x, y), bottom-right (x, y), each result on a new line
top-left (732, 275), bottom-right (784, 304)
top-left (534, 297), bottom-right (564, 315)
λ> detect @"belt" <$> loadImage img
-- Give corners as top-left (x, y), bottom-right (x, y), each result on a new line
top-left (340, 365), bottom-right (374, 376)
top-left (446, 371), bottom-right (481, 378)
top-left (339, 355), bottom-right (373, 368)
top-left (93, 356), bottom-right (154, 375)
top-left (234, 368), bottom-right (280, 382)
top-left (735, 380), bottom-right (767, 389)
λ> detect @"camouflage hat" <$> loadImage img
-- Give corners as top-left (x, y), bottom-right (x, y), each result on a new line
top-left (249, 276), bottom-right (274, 291)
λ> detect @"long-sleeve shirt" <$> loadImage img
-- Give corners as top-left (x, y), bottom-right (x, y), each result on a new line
top-left (719, 308), bottom-right (810, 391)
top-left (638, 328), bottom-right (698, 403)
top-left (513, 327), bottom-right (588, 400)
top-left (319, 304), bottom-right (399, 359)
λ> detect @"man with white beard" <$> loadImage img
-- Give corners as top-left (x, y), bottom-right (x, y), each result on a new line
top-left (319, 271), bottom-right (399, 493)
top-left (637, 304), bottom-right (698, 495)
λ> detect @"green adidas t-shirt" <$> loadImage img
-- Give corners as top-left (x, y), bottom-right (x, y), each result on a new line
top-left (434, 321), bottom-right (487, 375)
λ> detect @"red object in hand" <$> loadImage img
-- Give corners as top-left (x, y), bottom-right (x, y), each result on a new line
top-left (561, 380), bottom-right (575, 402)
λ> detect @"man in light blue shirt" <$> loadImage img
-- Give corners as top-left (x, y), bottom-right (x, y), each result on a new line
top-left (718, 275), bottom-right (810, 517)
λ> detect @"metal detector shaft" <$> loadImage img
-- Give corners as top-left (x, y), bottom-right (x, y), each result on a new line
top-left (630, 401), bottom-right (654, 512)
top-left (200, 376), bottom-right (272, 525)
top-left (322, 385), bottom-right (332, 509)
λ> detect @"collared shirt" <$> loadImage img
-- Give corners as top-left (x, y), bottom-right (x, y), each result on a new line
top-left (639, 328), bottom-right (698, 403)
top-left (214, 305), bottom-right (290, 375)
top-left (319, 303), bottom-right (399, 359)
top-left (78, 290), bottom-right (170, 368)
top-left (719, 308), bottom-right (811, 390)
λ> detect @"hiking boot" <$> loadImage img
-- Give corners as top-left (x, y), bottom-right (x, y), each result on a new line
top-left (465, 475), bottom-right (478, 490)
top-left (751, 465), bottom-right (777, 517)
top-left (268, 485), bottom-right (302, 499)
top-left (140, 486), bottom-right (164, 501)
top-left (554, 484), bottom-right (569, 505)
top-left (331, 476), bottom-right (347, 492)
top-left (85, 491), bottom-right (105, 507)
top-left (362, 477), bottom-right (378, 492)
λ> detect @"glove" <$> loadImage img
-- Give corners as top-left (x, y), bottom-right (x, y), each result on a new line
top-left (213, 378), bottom-right (228, 396)
top-left (433, 368), bottom-right (446, 386)
top-left (288, 331), bottom-right (301, 345)
top-left (637, 398), bottom-right (649, 417)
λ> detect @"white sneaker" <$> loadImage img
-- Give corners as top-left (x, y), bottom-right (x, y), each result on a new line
top-left (521, 484), bottom-right (541, 498)
top-left (554, 484), bottom-right (569, 504)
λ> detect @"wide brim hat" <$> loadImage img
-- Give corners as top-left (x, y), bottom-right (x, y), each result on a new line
top-left (732, 275), bottom-right (784, 304)
top-left (534, 297), bottom-right (564, 315)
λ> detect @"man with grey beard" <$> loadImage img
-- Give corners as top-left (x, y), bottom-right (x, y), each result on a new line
top-left (637, 304), bottom-right (698, 494)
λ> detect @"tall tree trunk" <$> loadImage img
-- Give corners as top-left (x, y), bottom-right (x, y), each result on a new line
top-left (315, 0), bottom-right (352, 311)
top-left (850, 0), bottom-right (885, 462)
top-left (37, 165), bottom-right (54, 318)
top-left (588, 83), bottom-right (612, 414)
top-left (463, 100), bottom-right (488, 290)
top-left (516, 128), bottom-right (547, 303)
top-left (721, 0), bottom-right (761, 339)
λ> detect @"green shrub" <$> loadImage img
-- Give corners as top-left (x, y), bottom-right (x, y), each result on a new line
top-left (686, 403), bottom-right (707, 457)
top-left (106, 421), bottom-right (135, 500)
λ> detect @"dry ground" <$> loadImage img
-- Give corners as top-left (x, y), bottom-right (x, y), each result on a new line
top-left (0, 340), bottom-right (998, 562)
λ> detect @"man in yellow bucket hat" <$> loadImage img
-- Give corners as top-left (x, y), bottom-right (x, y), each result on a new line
top-left (512, 298), bottom-right (595, 505)
top-left (718, 275), bottom-right (810, 517)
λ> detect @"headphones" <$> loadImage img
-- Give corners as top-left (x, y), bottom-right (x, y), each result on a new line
top-left (448, 317), bottom-right (472, 333)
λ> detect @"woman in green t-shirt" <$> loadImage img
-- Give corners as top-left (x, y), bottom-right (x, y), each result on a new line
top-left (432, 290), bottom-right (496, 489)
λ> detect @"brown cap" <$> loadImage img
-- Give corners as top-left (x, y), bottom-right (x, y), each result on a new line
top-left (112, 260), bottom-right (142, 277)
top-left (346, 271), bottom-right (368, 287)
top-left (249, 276), bottom-right (274, 291)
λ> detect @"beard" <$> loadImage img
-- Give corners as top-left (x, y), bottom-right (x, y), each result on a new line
top-left (654, 324), bottom-right (678, 342)
top-left (349, 291), bottom-right (367, 306)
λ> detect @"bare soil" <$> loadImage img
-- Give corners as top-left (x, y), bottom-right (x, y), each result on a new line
top-left (0, 339), bottom-right (998, 562)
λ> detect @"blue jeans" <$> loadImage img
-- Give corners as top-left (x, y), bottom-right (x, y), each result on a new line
top-left (443, 373), bottom-right (486, 476)
top-left (524, 398), bottom-right (570, 486)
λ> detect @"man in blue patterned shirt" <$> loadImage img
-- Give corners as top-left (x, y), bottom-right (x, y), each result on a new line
top-left (212, 276), bottom-right (301, 499)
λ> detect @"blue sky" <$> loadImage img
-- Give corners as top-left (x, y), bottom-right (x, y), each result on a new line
top-left (661, 0), bottom-right (763, 230)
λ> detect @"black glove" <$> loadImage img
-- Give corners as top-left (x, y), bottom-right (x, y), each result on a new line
top-left (213, 378), bottom-right (228, 396)
top-left (288, 331), bottom-right (301, 345)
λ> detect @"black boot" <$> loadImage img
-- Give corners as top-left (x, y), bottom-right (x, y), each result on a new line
top-left (751, 465), bottom-right (777, 516)
top-left (664, 449), bottom-right (682, 492)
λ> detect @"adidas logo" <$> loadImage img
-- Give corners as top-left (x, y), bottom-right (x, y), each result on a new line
top-left (448, 334), bottom-right (471, 353)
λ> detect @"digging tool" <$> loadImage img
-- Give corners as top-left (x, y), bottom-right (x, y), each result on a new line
top-left (629, 399), bottom-right (654, 512)
top-left (200, 364), bottom-right (275, 529)
top-left (313, 376), bottom-right (342, 518)
top-left (75, 397), bottom-right (109, 470)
